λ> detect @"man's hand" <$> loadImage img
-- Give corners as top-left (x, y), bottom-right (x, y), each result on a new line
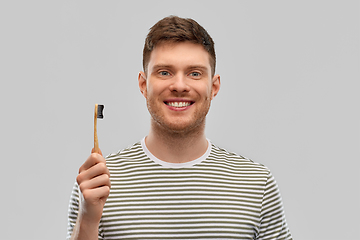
top-left (72, 149), bottom-right (110, 240)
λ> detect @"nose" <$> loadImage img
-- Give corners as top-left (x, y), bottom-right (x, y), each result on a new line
top-left (169, 74), bottom-right (190, 93)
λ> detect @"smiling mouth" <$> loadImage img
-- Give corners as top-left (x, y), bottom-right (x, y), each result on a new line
top-left (164, 101), bottom-right (194, 108)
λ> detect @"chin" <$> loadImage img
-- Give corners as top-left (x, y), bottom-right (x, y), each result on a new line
top-left (154, 117), bottom-right (206, 136)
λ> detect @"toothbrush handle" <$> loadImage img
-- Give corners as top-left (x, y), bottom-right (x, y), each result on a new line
top-left (94, 104), bottom-right (100, 153)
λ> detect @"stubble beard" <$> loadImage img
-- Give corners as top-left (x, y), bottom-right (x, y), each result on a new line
top-left (147, 96), bottom-right (211, 138)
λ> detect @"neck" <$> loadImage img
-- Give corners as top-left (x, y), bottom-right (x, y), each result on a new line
top-left (145, 120), bottom-right (208, 163)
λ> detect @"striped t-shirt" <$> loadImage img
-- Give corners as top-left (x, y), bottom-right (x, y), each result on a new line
top-left (67, 139), bottom-right (292, 239)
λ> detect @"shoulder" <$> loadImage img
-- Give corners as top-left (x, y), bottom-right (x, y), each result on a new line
top-left (105, 141), bottom-right (149, 165)
top-left (207, 141), bottom-right (270, 175)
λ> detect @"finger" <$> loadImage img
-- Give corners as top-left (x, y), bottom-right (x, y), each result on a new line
top-left (79, 152), bottom-right (106, 173)
top-left (79, 174), bottom-right (111, 193)
top-left (82, 185), bottom-right (111, 203)
top-left (77, 162), bottom-right (110, 184)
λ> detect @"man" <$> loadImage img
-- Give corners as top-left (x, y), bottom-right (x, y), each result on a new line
top-left (68, 16), bottom-right (292, 239)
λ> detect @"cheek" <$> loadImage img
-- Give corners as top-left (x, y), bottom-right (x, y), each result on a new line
top-left (197, 83), bottom-right (213, 99)
top-left (145, 84), bottom-right (155, 99)
top-left (146, 85), bottom-right (164, 104)
top-left (148, 83), bottom-right (172, 101)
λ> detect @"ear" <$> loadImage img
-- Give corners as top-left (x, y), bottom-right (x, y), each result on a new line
top-left (138, 71), bottom-right (147, 98)
top-left (211, 74), bottom-right (221, 100)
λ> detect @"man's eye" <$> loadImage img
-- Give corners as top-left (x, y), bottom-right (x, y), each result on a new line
top-left (159, 71), bottom-right (170, 76)
top-left (190, 72), bottom-right (201, 77)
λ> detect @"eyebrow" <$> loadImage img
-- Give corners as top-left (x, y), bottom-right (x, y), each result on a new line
top-left (151, 64), bottom-right (209, 73)
top-left (187, 65), bottom-right (209, 73)
top-left (151, 64), bottom-right (173, 71)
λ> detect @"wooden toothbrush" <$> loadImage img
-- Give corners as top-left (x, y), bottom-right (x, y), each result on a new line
top-left (94, 104), bottom-right (104, 153)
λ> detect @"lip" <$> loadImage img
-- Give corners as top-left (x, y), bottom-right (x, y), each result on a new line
top-left (164, 99), bottom-right (194, 111)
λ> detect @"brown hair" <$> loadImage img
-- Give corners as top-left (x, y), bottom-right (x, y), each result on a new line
top-left (143, 16), bottom-right (216, 76)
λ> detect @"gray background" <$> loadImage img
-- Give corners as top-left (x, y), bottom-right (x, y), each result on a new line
top-left (1, 1), bottom-right (359, 239)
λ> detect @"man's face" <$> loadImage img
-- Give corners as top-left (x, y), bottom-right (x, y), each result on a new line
top-left (138, 42), bottom-right (220, 135)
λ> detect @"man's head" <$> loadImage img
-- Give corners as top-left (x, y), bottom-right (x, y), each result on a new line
top-left (138, 16), bottom-right (220, 136)
top-left (142, 16), bottom-right (216, 77)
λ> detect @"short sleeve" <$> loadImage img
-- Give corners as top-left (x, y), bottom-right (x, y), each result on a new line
top-left (257, 172), bottom-right (292, 239)
top-left (67, 181), bottom-right (80, 240)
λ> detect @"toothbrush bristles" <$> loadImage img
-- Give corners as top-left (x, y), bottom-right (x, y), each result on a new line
top-left (97, 105), bottom-right (104, 119)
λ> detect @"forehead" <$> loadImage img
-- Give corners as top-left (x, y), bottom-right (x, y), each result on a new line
top-left (148, 42), bottom-right (211, 71)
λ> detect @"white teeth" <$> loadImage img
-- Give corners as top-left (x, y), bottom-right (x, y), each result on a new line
top-left (167, 102), bottom-right (191, 107)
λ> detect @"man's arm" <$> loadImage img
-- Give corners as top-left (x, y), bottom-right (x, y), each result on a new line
top-left (69, 149), bottom-right (111, 240)
top-left (258, 172), bottom-right (292, 240)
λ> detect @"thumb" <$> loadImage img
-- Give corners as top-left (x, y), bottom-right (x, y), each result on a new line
top-left (91, 148), bottom-right (103, 156)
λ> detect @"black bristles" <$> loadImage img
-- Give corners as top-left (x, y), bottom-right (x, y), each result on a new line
top-left (97, 104), bottom-right (104, 119)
